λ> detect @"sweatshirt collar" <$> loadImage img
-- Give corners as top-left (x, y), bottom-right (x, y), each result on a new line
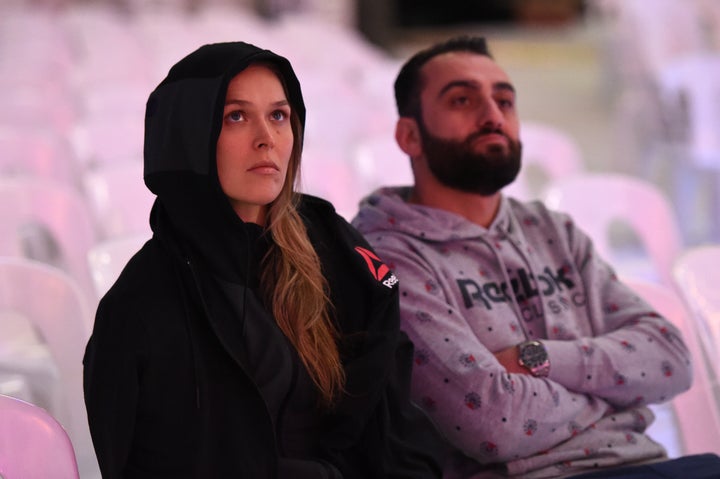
top-left (355, 186), bottom-right (514, 242)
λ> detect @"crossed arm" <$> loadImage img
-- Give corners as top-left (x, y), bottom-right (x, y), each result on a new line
top-left (377, 241), bottom-right (691, 462)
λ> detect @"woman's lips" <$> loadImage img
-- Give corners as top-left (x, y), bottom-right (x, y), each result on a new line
top-left (247, 161), bottom-right (279, 174)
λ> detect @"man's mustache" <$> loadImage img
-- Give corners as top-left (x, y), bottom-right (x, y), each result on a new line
top-left (465, 128), bottom-right (508, 144)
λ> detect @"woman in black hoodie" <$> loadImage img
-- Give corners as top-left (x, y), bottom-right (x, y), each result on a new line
top-left (83, 42), bottom-right (445, 478)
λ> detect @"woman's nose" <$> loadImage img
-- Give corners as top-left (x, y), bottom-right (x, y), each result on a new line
top-left (254, 120), bottom-right (275, 149)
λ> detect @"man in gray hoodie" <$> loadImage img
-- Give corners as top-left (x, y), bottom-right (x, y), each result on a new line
top-left (352, 36), bottom-right (720, 478)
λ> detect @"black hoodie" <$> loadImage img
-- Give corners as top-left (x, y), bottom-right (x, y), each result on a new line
top-left (83, 42), bottom-right (446, 478)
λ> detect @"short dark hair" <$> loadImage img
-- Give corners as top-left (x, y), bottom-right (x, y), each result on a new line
top-left (394, 36), bottom-right (493, 119)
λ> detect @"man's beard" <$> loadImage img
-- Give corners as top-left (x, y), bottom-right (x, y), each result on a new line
top-left (417, 120), bottom-right (522, 196)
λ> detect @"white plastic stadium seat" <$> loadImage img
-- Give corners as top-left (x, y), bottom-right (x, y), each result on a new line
top-left (544, 172), bottom-right (683, 286)
top-left (622, 276), bottom-right (720, 457)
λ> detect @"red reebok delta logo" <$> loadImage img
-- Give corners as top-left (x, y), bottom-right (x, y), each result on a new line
top-left (354, 246), bottom-right (398, 289)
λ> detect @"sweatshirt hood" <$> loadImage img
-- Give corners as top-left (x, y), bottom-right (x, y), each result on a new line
top-left (353, 186), bottom-right (553, 356)
top-left (353, 186), bottom-right (516, 242)
top-left (143, 42), bottom-right (305, 281)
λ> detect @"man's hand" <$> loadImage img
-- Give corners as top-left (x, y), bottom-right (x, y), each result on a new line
top-left (494, 344), bottom-right (531, 375)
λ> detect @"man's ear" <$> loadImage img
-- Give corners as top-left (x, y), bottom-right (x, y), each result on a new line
top-left (395, 117), bottom-right (422, 159)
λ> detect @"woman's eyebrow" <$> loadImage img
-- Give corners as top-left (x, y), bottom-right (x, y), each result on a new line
top-left (224, 99), bottom-right (289, 107)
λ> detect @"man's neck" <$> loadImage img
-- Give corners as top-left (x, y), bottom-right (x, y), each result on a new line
top-left (409, 182), bottom-right (502, 228)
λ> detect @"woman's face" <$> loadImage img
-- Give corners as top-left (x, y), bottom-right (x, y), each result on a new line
top-left (216, 64), bottom-right (294, 225)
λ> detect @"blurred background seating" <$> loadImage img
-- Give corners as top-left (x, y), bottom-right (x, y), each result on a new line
top-left (1, 0), bottom-right (719, 476)
top-left (0, 258), bottom-right (96, 476)
top-left (505, 121), bottom-right (585, 201)
top-left (543, 172), bottom-right (683, 286)
top-left (673, 245), bottom-right (720, 375)
top-left (87, 234), bottom-right (148, 300)
top-left (0, 393), bottom-right (81, 479)
top-left (622, 277), bottom-right (720, 458)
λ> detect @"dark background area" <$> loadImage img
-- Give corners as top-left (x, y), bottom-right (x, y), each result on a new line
top-left (357, 0), bottom-right (586, 48)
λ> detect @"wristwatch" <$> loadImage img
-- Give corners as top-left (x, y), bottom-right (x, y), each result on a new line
top-left (517, 340), bottom-right (550, 377)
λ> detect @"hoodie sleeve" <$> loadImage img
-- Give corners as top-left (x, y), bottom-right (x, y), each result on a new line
top-left (83, 295), bottom-right (142, 479)
top-left (306, 207), bottom-right (446, 478)
top-left (372, 243), bottom-right (613, 463)
top-left (318, 287), bottom-right (447, 478)
top-left (542, 216), bottom-right (692, 407)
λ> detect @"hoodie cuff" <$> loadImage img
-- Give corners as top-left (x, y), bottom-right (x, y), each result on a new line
top-left (543, 339), bottom-right (584, 388)
top-left (278, 458), bottom-right (343, 479)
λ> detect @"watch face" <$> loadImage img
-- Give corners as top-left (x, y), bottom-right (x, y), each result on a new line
top-left (521, 342), bottom-right (548, 368)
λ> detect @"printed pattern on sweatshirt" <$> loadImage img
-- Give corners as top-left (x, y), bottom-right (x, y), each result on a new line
top-left (352, 187), bottom-right (691, 478)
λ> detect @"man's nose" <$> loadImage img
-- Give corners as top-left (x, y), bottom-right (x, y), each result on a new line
top-left (477, 99), bottom-right (504, 131)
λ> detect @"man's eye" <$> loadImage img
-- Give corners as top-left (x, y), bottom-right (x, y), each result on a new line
top-left (498, 99), bottom-right (514, 109)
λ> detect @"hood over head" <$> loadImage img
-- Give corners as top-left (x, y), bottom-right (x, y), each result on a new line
top-left (143, 41), bottom-right (306, 280)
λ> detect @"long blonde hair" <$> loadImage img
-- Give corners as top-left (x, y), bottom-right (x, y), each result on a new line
top-left (259, 80), bottom-right (345, 407)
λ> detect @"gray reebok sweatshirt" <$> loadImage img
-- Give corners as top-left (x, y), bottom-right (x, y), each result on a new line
top-left (352, 186), bottom-right (692, 478)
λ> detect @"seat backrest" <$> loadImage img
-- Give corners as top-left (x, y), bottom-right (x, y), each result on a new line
top-left (0, 394), bottom-right (80, 479)
top-left (82, 161), bottom-right (155, 240)
top-left (0, 373), bottom-right (33, 405)
top-left (81, 81), bottom-right (150, 123)
top-left (0, 86), bottom-right (76, 136)
top-left (0, 127), bottom-right (80, 187)
top-left (71, 114), bottom-right (145, 169)
top-left (698, 0), bottom-right (720, 52)
top-left (299, 145), bottom-right (366, 221)
top-left (604, 0), bottom-right (705, 82)
top-left (0, 258), bottom-right (94, 463)
top-left (0, 177), bottom-right (99, 298)
top-left (672, 245), bottom-right (720, 366)
top-left (351, 133), bottom-right (414, 195)
top-left (87, 234), bottom-right (148, 299)
top-left (622, 276), bottom-right (720, 456)
top-left (505, 121), bottom-right (584, 200)
top-left (543, 172), bottom-right (683, 286)
top-left (62, 4), bottom-right (152, 90)
top-left (656, 53), bottom-right (720, 167)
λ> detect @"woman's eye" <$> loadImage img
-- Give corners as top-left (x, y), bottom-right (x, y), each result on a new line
top-left (271, 110), bottom-right (288, 121)
top-left (227, 110), bottom-right (244, 122)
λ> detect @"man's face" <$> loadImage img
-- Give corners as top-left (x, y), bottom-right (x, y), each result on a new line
top-left (415, 52), bottom-right (522, 195)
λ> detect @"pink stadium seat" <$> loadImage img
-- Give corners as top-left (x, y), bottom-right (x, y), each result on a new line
top-left (0, 394), bottom-right (80, 479)
top-left (0, 177), bottom-right (99, 299)
top-left (544, 172), bottom-right (683, 286)
top-left (87, 234), bottom-right (148, 299)
top-left (82, 162), bottom-right (155, 240)
top-left (505, 121), bottom-right (584, 201)
top-left (673, 245), bottom-right (720, 372)
top-left (0, 127), bottom-right (80, 187)
top-left (0, 258), bottom-right (97, 475)
top-left (623, 276), bottom-right (720, 457)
